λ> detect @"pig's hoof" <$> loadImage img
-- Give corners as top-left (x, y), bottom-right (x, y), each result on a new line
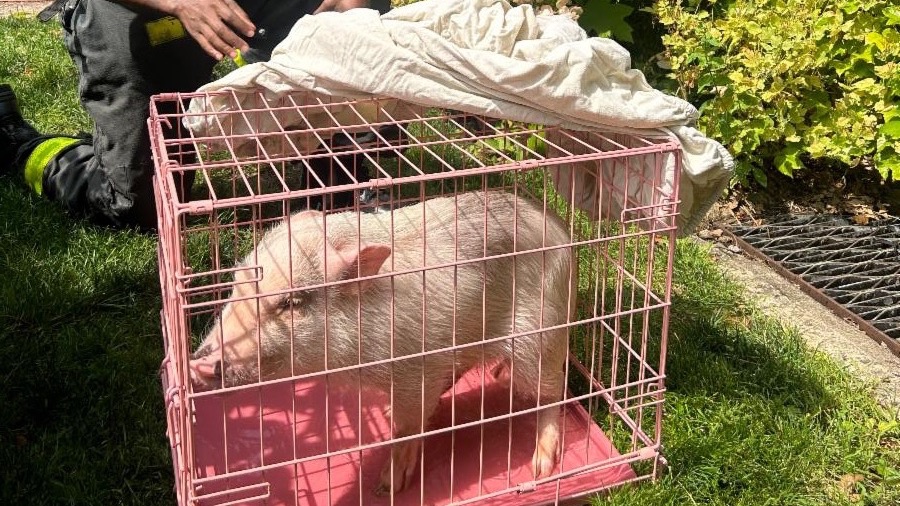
top-left (374, 483), bottom-right (390, 497)
top-left (377, 441), bottom-right (420, 495)
top-left (531, 434), bottom-right (560, 479)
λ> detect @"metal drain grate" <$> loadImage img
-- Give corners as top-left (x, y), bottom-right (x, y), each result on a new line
top-left (726, 215), bottom-right (900, 356)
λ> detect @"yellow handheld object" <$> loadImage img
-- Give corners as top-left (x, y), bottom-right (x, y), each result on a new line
top-left (145, 16), bottom-right (186, 46)
top-left (232, 49), bottom-right (247, 67)
top-left (232, 28), bottom-right (265, 67)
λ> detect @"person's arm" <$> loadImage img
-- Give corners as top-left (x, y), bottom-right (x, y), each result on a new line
top-left (114, 0), bottom-right (256, 61)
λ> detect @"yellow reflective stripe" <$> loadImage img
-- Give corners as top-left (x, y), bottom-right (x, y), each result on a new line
top-left (145, 16), bottom-right (186, 46)
top-left (24, 137), bottom-right (80, 196)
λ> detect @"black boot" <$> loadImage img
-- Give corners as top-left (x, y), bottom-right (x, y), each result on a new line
top-left (303, 125), bottom-right (408, 211)
top-left (0, 84), bottom-right (41, 174)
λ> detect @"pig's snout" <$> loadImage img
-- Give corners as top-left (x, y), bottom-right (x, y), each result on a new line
top-left (189, 352), bottom-right (224, 389)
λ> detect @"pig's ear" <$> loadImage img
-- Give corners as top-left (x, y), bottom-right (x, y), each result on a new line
top-left (325, 243), bottom-right (392, 285)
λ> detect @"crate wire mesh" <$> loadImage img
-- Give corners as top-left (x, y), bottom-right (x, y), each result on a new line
top-left (150, 90), bottom-right (681, 506)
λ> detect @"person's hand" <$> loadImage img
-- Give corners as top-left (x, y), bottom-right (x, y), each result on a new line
top-left (170, 0), bottom-right (256, 61)
top-left (313, 0), bottom-right (371, 14)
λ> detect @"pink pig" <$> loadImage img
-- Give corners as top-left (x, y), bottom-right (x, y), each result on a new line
top-left (190, 190), bottom-right (576, 494)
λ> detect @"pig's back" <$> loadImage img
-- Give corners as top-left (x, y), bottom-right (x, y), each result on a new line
top-left (351, 191), bottom-right (569, 265)
top-left (316, 191), bottom-right (573, 374)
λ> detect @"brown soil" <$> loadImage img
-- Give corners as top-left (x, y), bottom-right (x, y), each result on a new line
top-left (0, 2), bottom-right (50, 17)
top-left (700, 162), bottom-right (900, 230)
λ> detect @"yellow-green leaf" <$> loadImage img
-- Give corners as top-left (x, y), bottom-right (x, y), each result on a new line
top-left (578, 0), bottom-right (635, 42)
top-left (880, 120), bottom-right (900, 139)
top-left (775, 145), bottom-right (805, 176)
top-left (865, 32), bottom-right (886, 52)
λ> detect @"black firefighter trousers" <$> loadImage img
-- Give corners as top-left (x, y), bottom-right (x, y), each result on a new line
top-left (41, 0), bottom-right (387, 230)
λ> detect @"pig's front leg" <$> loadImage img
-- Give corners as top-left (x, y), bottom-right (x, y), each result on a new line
top-left (375, 398), bottom-right (430, 496)
top-left (375, 434), bottom-right (422, 496)
top-left (375, 360), bottom-right (447, 496)
top-left (511, 332), bottom-right (567, 480)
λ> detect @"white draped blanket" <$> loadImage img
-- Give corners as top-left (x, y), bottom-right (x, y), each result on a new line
top-left (184, 0), bottom-right (732, 233)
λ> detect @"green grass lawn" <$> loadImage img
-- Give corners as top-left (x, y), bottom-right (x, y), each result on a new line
top-left (2, 14), bottom-right (899, 506)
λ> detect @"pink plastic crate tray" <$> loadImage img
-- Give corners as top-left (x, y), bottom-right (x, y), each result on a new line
top-left (189, 366), bottom-right (635, 506)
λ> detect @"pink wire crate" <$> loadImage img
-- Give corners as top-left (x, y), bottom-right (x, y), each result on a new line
top-left (150, 90), bottom-right (681, 506)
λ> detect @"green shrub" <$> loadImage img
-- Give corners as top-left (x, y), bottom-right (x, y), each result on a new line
top-left (655, 0), bottom-right (900, 185)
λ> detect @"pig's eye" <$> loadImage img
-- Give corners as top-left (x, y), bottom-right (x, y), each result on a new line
top-left (277, 291), bottom-right (309, 311)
